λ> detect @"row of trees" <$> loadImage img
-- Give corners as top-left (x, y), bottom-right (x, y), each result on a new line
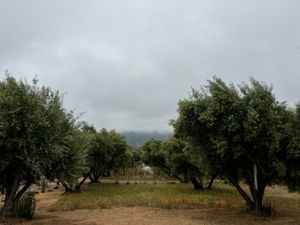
top-left (1, 75), bottom-right (299, 216)
top-left (49, 125), bottom-right (129, 193)
top-left (0, 75), bottom-right (129, 216)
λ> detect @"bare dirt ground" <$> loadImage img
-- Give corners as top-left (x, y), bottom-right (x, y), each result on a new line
top-left (2, 189), bottom-right (300, 225)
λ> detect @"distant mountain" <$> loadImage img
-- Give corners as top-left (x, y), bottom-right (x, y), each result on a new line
top-left (122, 131), bottom-right (172, 147)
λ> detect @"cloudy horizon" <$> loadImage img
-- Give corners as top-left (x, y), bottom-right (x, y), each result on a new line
top-left (1, 0), bottom-right (299, 131)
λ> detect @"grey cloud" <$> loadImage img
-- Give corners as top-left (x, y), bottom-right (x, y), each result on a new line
top-left (0, 0), bottom-right (300, 131)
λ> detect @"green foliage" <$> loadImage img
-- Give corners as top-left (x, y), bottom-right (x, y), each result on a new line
top-left (16, 192), bottom-right (36, 219)
top-left (0, 74), bottom-right (76, 215)
top-left (48, 128), bottom-right (89, 192)
top-left (161, 139), bottom-right (202, 182)
top-left (123, 146), bottom-right (143, 168)
top-left (142, 140), bottom-right (165, 168)
top-left (285, 104), bottom-right (300, 192)
top-left (172, 77), bottom-right (299, 212)
top-left (87, 129), bottom-right (128, 181)
top-left (141, 139), bottom-right (203, 185)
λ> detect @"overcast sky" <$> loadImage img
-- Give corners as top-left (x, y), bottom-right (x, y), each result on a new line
top-left (0, 0), bottom-right (299, 131)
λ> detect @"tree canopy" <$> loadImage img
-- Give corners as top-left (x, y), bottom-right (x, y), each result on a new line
top-left (87, 129), bottom-right (128, 182)
top-left (141, 139), bottom-right (206, 189)
top-left (0, 75), bottom-right (76, 216)
top-left (172, 77), bottom-right (300, 214)
top-left (1, 74), bottom-right (299, 218)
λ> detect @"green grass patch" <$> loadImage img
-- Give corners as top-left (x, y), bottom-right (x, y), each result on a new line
top-left (51, 182), bottom-right (300, 212)
top-left (52, 183), bottom-right (242, 211)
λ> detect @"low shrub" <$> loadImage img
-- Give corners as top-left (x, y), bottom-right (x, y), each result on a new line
top-left (16, 191), bottom-right (36, 219)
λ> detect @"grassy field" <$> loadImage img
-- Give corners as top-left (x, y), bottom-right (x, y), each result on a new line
top-left (51, 182), bottom-right (300, 212)
top-left (3, 182), bottom-right (300, 225)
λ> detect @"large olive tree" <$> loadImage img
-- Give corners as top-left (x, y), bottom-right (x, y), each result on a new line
top-left (0, 75), bottom-right (75, 216)
top-left (172, 77), bottom-right (298, 214)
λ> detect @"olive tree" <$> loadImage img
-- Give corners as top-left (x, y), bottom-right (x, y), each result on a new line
top-left (284, 104), bottom-right (300, 192)
top-left (45, 127), bottom-right (90, 193)
top-left (142, 139), bottom-right (205, 190)
top-left (160, 139), bottom-right (205, 190)
top-left (0, 75), bottom-right (75, 216)
top-left (87, 129), bottom-right (127, 182)
top-left (172, 77), bottom-right (297, 214)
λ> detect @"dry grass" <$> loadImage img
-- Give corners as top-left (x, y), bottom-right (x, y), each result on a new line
top-left (50, 182), bottom-right (300, 212)
top-left (3, 182), bottom-right (300, 225)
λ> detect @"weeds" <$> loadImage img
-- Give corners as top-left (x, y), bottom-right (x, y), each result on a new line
top-left (51, 183), bottom-right (243, 211)
top-left (50, 182), bottom-right (299, 214)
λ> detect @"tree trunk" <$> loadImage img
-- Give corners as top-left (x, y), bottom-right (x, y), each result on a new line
top-left (73, 173), bottom-right (90, 192)
top-left (93, 175), bottom-right (100, 183)
top-left (79, 173), bottom-right (89, 186)
top-left (257, 184), bottom-right (265, 209)
top-left (249, 182), bottom-right (266, 214)
top-left (191, 177), bottom-right (203, 190)
top-left (182, 171), bottom-right (189, 183)
top-left (229, 178), bottom-right (254, 210)
top-left (89, 173), bottom-right (95, 182)
top-left (115, 172), bottom-right (119, 184)
top-left (12, 179), bottom-right (32, 211)
top-left (89, 170), bottom-right (101, 183)
top-left (207, 174), bottom-right (217, 190)
top-left (2, 173), bottom-right (22, 216)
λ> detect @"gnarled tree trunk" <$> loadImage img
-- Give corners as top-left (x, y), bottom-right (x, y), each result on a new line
top-left (191, 177), bottom-right (203, 190)
top-left (249, 182), bottom-right (266, 215)
top-left (228, 178), bottom-right (254, 210)
top-left (206, 174), bottom-right (217, 190)
top-left (2, 173), bottom-right (24, 216)
top-left (89, 169), bottom-right (101, 183)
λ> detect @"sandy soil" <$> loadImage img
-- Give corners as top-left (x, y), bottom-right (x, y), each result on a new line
top-left (2, 189), bottom-right (300, 225)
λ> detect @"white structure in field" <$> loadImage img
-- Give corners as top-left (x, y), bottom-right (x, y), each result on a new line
top-left (141, 165), bottom-right (153, 176)
top-left (137, 163), bottom-right (154, 183)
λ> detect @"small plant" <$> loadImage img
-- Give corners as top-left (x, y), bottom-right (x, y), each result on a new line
top-left (41, 177), bottom-right (47, 193)
top-left (16, 192), bottom-right (36, 219)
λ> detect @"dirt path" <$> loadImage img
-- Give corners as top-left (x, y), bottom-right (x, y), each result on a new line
top-left (2, 189), bottom-right (300, 225)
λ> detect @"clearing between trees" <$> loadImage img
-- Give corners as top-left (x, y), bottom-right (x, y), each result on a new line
top-left (2, 182), bottom-right (300, 225)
